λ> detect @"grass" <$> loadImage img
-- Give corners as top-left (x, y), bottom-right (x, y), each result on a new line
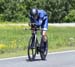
top-left (0, 50), bottom-right (27, 58)
top-left (0, 24), bottom-right (75, 58)
top-left (48, 26), bottom-right (75, 49)
top-left (0, 47), bottom-right (75, 59)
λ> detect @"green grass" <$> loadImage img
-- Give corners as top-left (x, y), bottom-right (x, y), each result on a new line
top-left (0, 50), bottom-right (27, 58)
top-left (0, 25), bottom-right (75, 58)
top-left (0, 47), bottom-right (75, 59)
top-left (48, 26), bottom-right (75, 49)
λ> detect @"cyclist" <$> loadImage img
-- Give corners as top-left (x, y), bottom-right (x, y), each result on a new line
top-left (29, 8), bottom-right (48, 50)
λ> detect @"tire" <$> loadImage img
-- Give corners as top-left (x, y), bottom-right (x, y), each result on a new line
top-left (40, 38), bottom-right (48, 60)
top-left (28, 36), bottom-right (37, 61)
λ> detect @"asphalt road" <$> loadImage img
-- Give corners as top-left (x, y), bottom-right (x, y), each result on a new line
top-left (0, 50), bottom-right (75, 67)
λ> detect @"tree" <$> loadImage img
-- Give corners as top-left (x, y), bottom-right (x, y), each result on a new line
top-left (0, 0), bottom-right (75, 22)
top-left (64, 10), bottom-right (75, 22)
top-left (44, 0), bottom-right (70, 23)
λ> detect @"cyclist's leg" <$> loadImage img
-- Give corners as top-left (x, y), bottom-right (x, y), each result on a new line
top-left (41, 16), bottom-right (48, 42)
top-left (41, 16), bottom-right (48, 49)
top-left (41, 31), bottom-right (47, 42)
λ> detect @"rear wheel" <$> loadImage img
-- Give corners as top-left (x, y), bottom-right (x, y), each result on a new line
top-left (28, 36), bottom-right (37, 61)
top-left (40, 38), bottom-right (48, 60)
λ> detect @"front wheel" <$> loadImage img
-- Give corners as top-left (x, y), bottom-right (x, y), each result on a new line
top-left (40, 38), bottom-right (48, 60)
top-left (28, 36), bottom-right (37, 61)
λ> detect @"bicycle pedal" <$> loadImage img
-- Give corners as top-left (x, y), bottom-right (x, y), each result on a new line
top-left (36, 50), bottom-right (39, 54)
top-left (36, 47), bottom-right (40, 54)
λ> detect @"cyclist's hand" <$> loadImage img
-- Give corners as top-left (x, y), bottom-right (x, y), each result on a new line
top-left (28, 23), bottom-right (31, 26)
top-left (29, 23), bottom-right (36, 26)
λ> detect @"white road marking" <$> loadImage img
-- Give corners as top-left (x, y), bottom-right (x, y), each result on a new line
top-left (0, 50), bottom-right (75, 61)
top-left (48, 50), bottom-right (75, 55)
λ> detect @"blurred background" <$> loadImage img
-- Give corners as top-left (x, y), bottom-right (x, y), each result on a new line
top-left (0, 0), bottom-right (75, 58)
top-left (0, 0), bottom-right (75, 23)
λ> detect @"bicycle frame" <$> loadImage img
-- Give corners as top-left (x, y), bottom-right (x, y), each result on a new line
top-left (31, 27), bottom-right (42, 46)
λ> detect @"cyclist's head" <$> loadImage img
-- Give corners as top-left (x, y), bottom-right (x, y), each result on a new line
top-left (30, 8), bottom-right (38, 19)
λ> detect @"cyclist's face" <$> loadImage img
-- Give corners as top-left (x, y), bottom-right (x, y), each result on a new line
top-left (33, 15), bottom-right (38, 19)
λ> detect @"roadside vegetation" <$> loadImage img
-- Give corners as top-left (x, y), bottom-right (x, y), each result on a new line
top-left (0, 24), bottom-right (75, 58)
top-left (0, 0), bottom-right (75, 58)
top-left (0, 0), bottom-right (75, 23)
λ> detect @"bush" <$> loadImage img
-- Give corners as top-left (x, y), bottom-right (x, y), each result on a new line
top-left (0, 14), bottom-right (4, 22)
top-left (64, 10), bottom-right (75, 22)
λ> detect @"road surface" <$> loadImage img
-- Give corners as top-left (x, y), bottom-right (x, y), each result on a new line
top-left (0, 50), bottom-right (75, 67)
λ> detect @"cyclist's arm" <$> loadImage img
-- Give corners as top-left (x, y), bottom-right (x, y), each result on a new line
top-left (39, 16), bottom-right (46, 25)
top-left (29, 15), bottom-right (35, 26)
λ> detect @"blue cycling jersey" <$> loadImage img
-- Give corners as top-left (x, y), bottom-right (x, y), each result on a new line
top-left (30, 9), bottom-right (48, 31)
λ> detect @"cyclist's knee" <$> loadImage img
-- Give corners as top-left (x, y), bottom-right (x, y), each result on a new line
top-left (42, 31), bottom-right (47, 42)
